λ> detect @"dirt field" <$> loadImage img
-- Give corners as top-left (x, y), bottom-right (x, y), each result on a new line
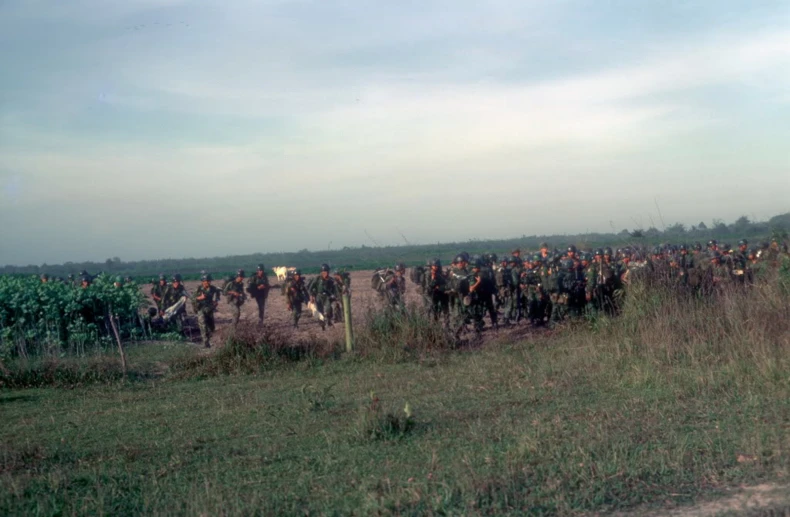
top-left (148, 269), bottom-right (537, 345)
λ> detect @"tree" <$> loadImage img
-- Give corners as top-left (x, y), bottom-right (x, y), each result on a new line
top-left (698, 221), bottom-right (708, 230)
top-left (666, 223), bottom-right (686, 235)
top-left (734, 215), bottom-right (751, 233)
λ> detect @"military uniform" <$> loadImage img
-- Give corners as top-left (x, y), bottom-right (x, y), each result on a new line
top-left (247, 268), bottom-right (271, 326)
top-left (425, 266), bottom-right (449, 321)
top-left (193, 281), bottom-right (221, 347)
top-left (309, 272), bottom-right (336, 330)
top-left (162, 279), bottom-right (188, 329)
top-left (285, 274), bottom-right (309, 328)
top-left (223, 276), bottom-right (246, 329)
top-left (151, 280), bottom-right (168, 312)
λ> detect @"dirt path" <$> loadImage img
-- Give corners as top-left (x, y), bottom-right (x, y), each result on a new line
top-left (148, 269), bottom-right (544, 346)
top-left (610, 484), bottom-right (790, 517)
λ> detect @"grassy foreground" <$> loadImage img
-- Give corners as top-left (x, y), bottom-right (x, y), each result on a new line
top-left (2, 285), bottom-right (790, 515)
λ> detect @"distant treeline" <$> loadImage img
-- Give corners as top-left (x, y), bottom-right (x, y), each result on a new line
top-left (3, 213), bottom-right (789, 280)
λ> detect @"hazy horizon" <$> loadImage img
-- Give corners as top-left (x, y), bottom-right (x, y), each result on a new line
top-left (2, 1), bottom-right (789, 266)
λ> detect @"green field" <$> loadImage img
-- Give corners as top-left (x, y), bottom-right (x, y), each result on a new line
top-left (3, 280), bottom-right (790, 516)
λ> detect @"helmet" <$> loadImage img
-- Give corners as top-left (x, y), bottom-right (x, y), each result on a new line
top-left (580, 252), bottom-right (592, 262)
top-left (40, 273), bottom-right (49, 280)
top-left (532, 253), bottom-right (542, 263)
top-left (604, 247), bottom-right (613, 256)
top-left (508, 257), bottom-right (518, 265)
top-left (693, 242), bottom-right (702, 251)
top-left (147, 307), bottom-right (158, 317)
top-left (200, 273), bottom-right (212, 282)
top-left (679, 243), bottom-right (688, 251)
top-left (472, 257), bottom-right (484, 269)
top-left (738, 239), bottom-right (748, 246)
top-left (567, 245), bottom-right (577, 253)
top-left (652, 246), bottom-right (662, 255)
top-left (158, 273), bottom-right (166, 281)
top-left (488, 253), bottom-right (498, 264)
top-left (432, 259), bottom-right (442, 268)
top-left (236, 269), bottom-right (245, 278)
top-left (709, 251), bottom-right (721, 261)
top-left (257, 263), bottom-right (265, 271)
top-left (539, 242), bottom-right (549, 249)
top-left (293, 269), bottom-right (302, 276)
top-left (454, 254), bottom-right (467, 265)
top-left (511, 248), bottom-right (521, 255)
top-left (394, 263), bottom-right (406, 272)
top-left (707, 239), bottom-right (717, 247)
top-left (459, 251), bottom-right (470, 262)
top-left (115, 276), bottom-right (123, 283)
top-left (320, 263), bottom-right (330, 272)
top-left (172, 274), bottom-right (182, 282)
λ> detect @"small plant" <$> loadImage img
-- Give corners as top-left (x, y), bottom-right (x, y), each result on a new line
top-left (355, 391), bottom-right (415, 441)
top-left (300, 383), bottom-right (336, 412)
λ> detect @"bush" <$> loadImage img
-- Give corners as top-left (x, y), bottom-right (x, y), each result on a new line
top-left (169, 322), bottom-right (340, 378)
top-left (356, 304), bottom-right (454, 362)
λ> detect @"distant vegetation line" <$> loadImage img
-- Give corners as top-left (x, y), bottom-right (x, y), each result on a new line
top-left (3, 213), bottom-right (788, 279)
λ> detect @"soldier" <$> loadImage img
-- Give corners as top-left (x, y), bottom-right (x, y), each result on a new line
top-left (447, 254), bottom-right (473, 337)
top-left (309, 264), bottom-right (336, 330)
top-left (162, 274), bottom-right (188, 330)
top-left (384, 263), bottom-right (407, 309)
top-left (246, 264), bottom-right (271, 326)
top-left (224, 269), bottom-right (246, 330)
top-left (40, 273), bottom-right (49, 283)
top-left (506, 257), bottom-right (522, 323)
top-left (520, 255), bottom-right (545, 326)
top-left (193, 273), bottom-right (221, 348)
top-left (425, 258), bottom-right (449, 321)
top-left (494, 256), bottom-right (511, 313)
top-left (113, 276), bottom-right (124, 288)
top-left (285, 269), bottom-right (309, 328)
top-left (474, 256), bottom-right (497, 329)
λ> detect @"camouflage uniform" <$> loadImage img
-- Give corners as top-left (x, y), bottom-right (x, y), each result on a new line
top-left (246, 269), bottom-right (271, 326)
top-left (162, 280), bottom-right (188, 330)
top-left (285, 274), bottom-right (309, 328)
top-left (309, 273), bottom-right (336, 329)
top-left (425, 266), bottom-right (449, 321)
top-left (151, 279), bottom-right (168, 313)
top-left (223, 277), bottom-right (246, 329)
top-left (193, 282), bottom-right (221, 347)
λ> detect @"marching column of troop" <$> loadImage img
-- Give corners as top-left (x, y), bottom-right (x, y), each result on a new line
top-left (41, 236), bottom-right (787, 347)
top-left (406, 237), bottom-right (789, 337)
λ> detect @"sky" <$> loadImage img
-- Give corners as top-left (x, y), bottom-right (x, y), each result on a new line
top-left (1, 0), bottom-right (789, 266)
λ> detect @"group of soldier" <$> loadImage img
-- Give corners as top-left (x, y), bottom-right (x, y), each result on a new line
top-left (40, 236), bottom-right (787, 347)
top-left (398, 237), bottom-right (789, 337)
top-left (146, 264), bottom-right (353, 348)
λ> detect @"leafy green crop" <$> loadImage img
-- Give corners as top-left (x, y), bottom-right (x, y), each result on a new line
top-left (0, 275), bottom-right (148, 359)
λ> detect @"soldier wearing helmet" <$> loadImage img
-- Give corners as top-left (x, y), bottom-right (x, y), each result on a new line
top-left (425, 259), bottom-right (449, 321)
top-left (161, 274), bottom-right (187, 325)
top-left (193, 273), bottom-right (221, 347)
top-left (224, 269), bottom-right (247, 330)
top-left (309, 264), bottom-right (336, 330)
top-left (246, 264), bottom-right (271, 327)
top-left (285, 269), bottom-right (309, 328)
